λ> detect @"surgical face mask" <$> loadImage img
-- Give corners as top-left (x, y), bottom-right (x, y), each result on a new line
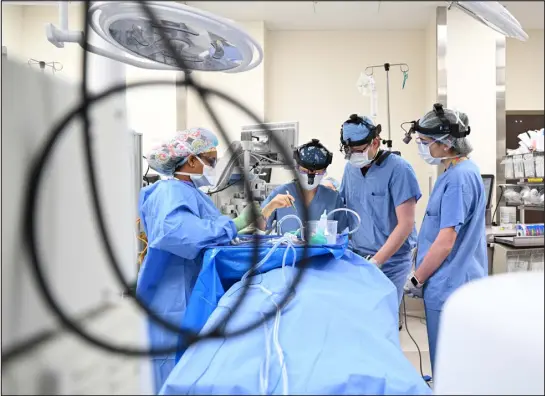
top-left (417, 143), bottom-right (443, 165)
top-left (175, 155), bottom-right (216, 187)
top-left (348, 148), bottom-right (374, 168)
top-left (417, 135), bottom-right (456, 165)
top-left (297, 172), bottom-right (324, 191)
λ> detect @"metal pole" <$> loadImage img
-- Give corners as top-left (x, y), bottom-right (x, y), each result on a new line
top-left (243, 146), bottom-right (251, 198)
top-left (384, 63), bottom-right (392, 151)
top-left (385, 70), bottom-right (391, 146)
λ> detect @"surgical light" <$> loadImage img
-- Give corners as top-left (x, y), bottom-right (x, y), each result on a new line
top-left (448, 1), bottom-right (529, 41)
top-left (47, 1), bottom-right (263, 73)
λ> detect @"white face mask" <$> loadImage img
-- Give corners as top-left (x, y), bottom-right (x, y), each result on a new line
top-left (349, 149), bottom-right (373, 168)
top-left (417, 143), bottom-right (443, 165)
top-left (417, 136), bottom-right (458, 166)
top-left (175, 155), bottom-right (216, 187)
top-left (298, 173), bottom-right (324, 191)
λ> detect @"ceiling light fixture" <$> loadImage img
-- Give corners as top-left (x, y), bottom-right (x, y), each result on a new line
top-left (448, 1), bottom-right (529, 41)
top-left (46, 1), bottom-right (263, 73)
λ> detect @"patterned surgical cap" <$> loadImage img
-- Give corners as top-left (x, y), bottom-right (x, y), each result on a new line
top-left (146, 127), bottom-right (219, 175)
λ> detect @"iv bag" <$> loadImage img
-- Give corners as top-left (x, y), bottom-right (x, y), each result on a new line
top-left (356, 73), bottom-right (378, 119)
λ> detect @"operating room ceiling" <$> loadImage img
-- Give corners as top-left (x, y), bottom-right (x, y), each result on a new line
top-left (185, 1), bottom-right (544, 31)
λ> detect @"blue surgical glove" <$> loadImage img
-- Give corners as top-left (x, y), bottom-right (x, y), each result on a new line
top-left (403, 273), bottom-right (423, 299)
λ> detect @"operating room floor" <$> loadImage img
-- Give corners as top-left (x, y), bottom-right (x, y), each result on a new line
top-left (400, 316), bottom-right (432, 377)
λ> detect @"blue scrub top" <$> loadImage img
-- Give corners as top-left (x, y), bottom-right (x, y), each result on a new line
top-left (416, 159), bottom-right (487, 311)
top-left (261, 181), bottom-right (349, 234)
top-left (339, 153), bottom-right (422, 263)
top-left (137, 179), bottom-right (237, 392)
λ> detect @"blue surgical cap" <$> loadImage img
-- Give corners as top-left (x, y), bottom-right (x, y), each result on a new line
top-left (342, 116), bottom-right (376, 143)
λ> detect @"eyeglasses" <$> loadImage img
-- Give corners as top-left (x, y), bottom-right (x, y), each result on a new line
top-left (199, 155), bottom-right (217, 168)
top-left (342, 145), bottom-right (370, 155)
top-left (415, 137), bottom-right (433, 146)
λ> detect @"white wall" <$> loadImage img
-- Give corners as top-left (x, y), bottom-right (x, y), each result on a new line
top-left (125, 67), bottom-right (179, 158)
top-left (15, 4), bottom-right (84, 83)
top-left (506, 29), bottom-right (545, 111)
top-left (446, 8), bottom-right (501, 181)
top-left (186, 21), bottom-right (267, 156)
top-left (0, 3), bottom-right (182, 162)
top-left (1, 4), bottom-right (25, 61)
top-left (265, 29), bottom-right (430, 222)
top-left (425, 12), bottom-right (438, 110)
top-left (422, 11), bottom-right (440, 211)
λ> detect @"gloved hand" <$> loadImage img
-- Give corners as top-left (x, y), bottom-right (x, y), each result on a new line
top-left (403, 273), bottom-right (423, 299)
top-left (233, 202), bottom-right (263, 231)
top-left (364, 254), bottom-right (381, 268)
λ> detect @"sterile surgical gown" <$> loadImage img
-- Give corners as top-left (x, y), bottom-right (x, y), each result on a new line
top-left (416, 159), bottom-right (487, 372)
top-left (137, 179), bottom-right (237, 393)
top-left (261, 182), bottom-right (349, 235)
top-left (339, 154), bottom-right (422, 305)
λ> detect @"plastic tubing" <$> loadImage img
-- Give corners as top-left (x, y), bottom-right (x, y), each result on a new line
top-left (327, 208), bottom-right (362, 235)
top-left (276, 214), bottom-right (304, 236)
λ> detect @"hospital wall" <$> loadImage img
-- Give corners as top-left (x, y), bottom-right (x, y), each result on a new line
top-left (1, 4), bottom-right (84, 82)
top-left (445, 7), bottom-right (501, 188)
top-left (265, 29), bottom-right (431, 224)
top-left (1, 4), bottom-right (24, 61)
top-left (0, 3), bottom-right (180, 160)
top-left (506, 30), bottom-right (545, 111)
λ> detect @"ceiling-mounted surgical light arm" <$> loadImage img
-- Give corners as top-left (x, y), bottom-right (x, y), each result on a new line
top-left (45, 1), bottom-right (263, 73)
top-left (46, 21), bottom-right (180, 71)
top-left (447, 1), bottom-right (529, 41)
top-left (46, 2), bottom-right (181, 71)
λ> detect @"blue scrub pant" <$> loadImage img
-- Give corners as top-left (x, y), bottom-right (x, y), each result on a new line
top-left (423, 305), bottom-right (442, 375)
top-left (153, 358), bottom-right (176, 394)
top-left (381, 260), bottom-right (412, 306)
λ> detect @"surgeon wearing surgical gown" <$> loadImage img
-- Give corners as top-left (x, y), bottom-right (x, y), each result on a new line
top-left (261, 139), bottom-right (348, 235)
top-left (137, 128), bottom-right (261, 393)
top-left (339, 115), bottom-right (422, 306)
top-left (403, 104), bottom-right (487, 374)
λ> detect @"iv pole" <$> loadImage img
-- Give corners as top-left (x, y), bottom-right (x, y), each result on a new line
top-left (364, 62), bottom-right (409, 151)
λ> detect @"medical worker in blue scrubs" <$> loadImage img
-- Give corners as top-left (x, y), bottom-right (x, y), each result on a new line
top-left (321, 176), bottom-right (341, 192)
top-left (339, 115), bottom-right (422, 306)
top-left (403, 104), bottom-right (487, 374)
top-left (261, 139), bottom-right (348, 235)
top-left (137, 128), bottom-right (264, 393)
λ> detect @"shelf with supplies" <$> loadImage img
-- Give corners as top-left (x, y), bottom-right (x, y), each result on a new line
top-left (501, 151), bottom-right (544, 180)
top-left (501, 177), bottom-right (544, 186)
top-left (504, 203), bottom-right (544, 211)
top-left (496, 173), bottom-right (543, 226)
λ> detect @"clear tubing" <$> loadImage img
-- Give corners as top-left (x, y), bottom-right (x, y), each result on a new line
top-left (327, 208), bottom-right (362, 235)
top-left (276, 214), bottom-right (304, 236)
top-left (241, 237), bottom-right (286, 282)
